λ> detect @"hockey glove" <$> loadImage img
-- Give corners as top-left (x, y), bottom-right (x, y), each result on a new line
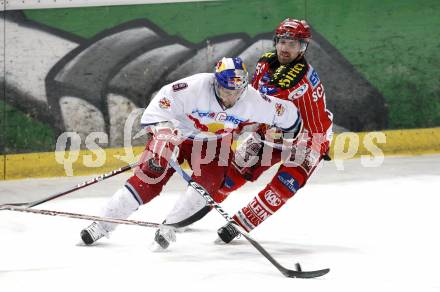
top-left (233, 133), bottom-right (263, 180)
top-left (147, 126), bottom-right (182, 169)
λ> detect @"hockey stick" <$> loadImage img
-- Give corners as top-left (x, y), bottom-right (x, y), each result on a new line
top-left (168, 159), bottom-right (330, 279)
top-left (0, 162), bottom-right (139, 208)
top-left (0, 204), bottom-right (164, 229)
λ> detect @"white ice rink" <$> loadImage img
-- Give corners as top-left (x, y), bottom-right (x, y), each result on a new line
top-left (1, 155), bottom-right (440, 292)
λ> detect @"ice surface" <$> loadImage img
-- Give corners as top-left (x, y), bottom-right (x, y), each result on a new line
top-left (1, 155), bottom-right (440, 291)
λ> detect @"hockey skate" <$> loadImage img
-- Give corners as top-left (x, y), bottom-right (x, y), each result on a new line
top-left (216, 222), bottom-right (240, 244)
top-left (80, 187), bottom-right (140, 245)
top-left (150, 227), bottom-right (176, 252)
top-left (80, 222), bottom-right (109, 245)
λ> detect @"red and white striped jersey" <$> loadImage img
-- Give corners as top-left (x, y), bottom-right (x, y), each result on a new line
top-left (251, 51), bottom-right (333, 152)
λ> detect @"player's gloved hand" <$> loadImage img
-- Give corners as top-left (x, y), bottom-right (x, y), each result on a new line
top-left (233, 133), bottom-right (263, 180)
top-left (148, 126), bottom-right (182, 168)
top-left (259, 120), bottom-right (303, 149)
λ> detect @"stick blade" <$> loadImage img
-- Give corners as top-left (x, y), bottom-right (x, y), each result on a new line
top-left (283, 268), bottom-right (330, 278)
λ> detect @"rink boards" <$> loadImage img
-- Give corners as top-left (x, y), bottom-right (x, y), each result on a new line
top-left (1, 127), bottom-right (439, 180)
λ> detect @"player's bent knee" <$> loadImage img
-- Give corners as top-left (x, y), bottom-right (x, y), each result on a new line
top-left (126, 174), bottom-right (165, 204)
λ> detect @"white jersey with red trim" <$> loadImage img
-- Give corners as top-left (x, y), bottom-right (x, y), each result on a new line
top-left (141, 73), bottom-right (301, 140)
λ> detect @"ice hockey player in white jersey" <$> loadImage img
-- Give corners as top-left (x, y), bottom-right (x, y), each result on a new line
top-left (80, 57), bottom-right (302, 249)
top-left (156, 19), bottom-right (335, 248)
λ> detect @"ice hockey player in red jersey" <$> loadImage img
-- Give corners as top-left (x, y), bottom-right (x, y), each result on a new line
top-left (79, 56), bottom-right (302, 248)
top-left (214, 18), bottom-right (334, 243)
top-left (157, 19), bottom-right (334, 247)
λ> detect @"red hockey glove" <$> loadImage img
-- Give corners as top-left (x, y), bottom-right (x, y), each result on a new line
top-left (147, 127), bottom-right (181, 169)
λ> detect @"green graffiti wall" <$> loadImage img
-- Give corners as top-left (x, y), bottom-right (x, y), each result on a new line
top-left (1, 0), bottom-right (439, 154)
